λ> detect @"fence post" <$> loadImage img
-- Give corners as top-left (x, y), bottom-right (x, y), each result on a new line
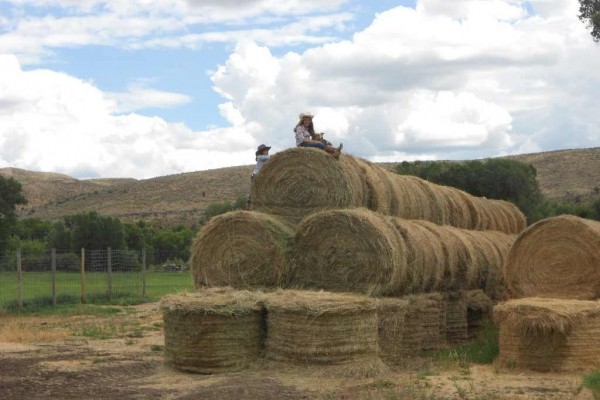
top-left (107, 247), bottom-right (112, 302)
top-left (16, 248), bottom-right (23, 312)
top-left (51, 248), bottom-right (57, 306)
top-left (141, 248), bottom-right (147, 298)
top-left (80, 248), bottom-right (86, 304)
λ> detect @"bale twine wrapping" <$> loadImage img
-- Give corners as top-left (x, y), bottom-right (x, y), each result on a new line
top-left (264, 289), bottom-right (387, 377)
top-left (189, 210), bottom-right (294, 289)
top-left (160, 288), bottom-right (264, 374)
top-left (504, 215), bottom-right (600, 300)
top-left (294, 208), bottom-right (515, 297)
top-left (466, 289), bottom-right (493, 339)
top-left (252, 147), bottom-right (526, 234)
top-left (443, 292), bottom-right (469, 344)
top-left (494, 298), bottom-right (600, 372)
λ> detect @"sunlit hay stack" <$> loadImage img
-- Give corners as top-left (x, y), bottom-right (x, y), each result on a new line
top-left (503, 215), bottom-right (600, 300)
top-left (294, 208), bottom-right (515, 297)
top-left (189, 210), bottom-right (294, 290)
top-left (493, 199), bottom-right (528, 234)
top-left (264, 289), bottom-right (387, 377)
top-left (251, 147), bottom-right (526, 234)
top-left (466, 290), bottom-right (493, 340)
top-left (251, 147), bottom-right (365, 223)
top-left (442, 292), bottom-right (469, 344)
top-left (377, 298), bottom-right (410, 365)
top-left (293, 208), bottom-right (407, 296)
top-left (160, 288), bottom-right (264, 374)
top-left (494, 298), bottom-right (600, 372)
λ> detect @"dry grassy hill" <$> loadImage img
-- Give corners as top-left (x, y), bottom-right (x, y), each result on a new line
top-left (1, 147), bottom-right (598, 227)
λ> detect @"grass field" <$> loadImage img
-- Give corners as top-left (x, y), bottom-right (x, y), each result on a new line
top-left (0, 271), bottom-right (194, 311)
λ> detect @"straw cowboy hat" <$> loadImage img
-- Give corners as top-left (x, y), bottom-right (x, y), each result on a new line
top-left (299, 112), bottom-right (314, 120)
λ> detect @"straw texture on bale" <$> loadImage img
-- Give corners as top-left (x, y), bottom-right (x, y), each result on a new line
top-left (252, 147), bottom-right (526, 234)
top-left (412, 293), bottom-right (446, 351)
top-left (189, 210), bottom-right (294, 289)
top-left (378, 298), bottom-right (410, 365)
top-left (294, 208), bottom-right (515, 297)
top-left (264, 289), bottom-right (387, 377)
top-left (466, 289), bottom-right (493, 339)
top-left (160, 288), bottom-right (264, 374)
top-left (443, 292), bottom-right (469, 344)
top-left (494, 298), bottom-right (600, 372)
top-left (503, 215), bottom-right (600, 300)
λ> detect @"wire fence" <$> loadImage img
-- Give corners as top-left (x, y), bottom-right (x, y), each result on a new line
top-left (0, 248), bottom-right (194, 311)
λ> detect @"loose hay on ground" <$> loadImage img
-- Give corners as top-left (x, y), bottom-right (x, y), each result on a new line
top-left (160, 288), bottom-right (264, 374)
top-left (494, 297), bottom-right (600, 372)
top-left (503, 215), bottom-right (600, 300)
top-left (264, 289), bottom-right (387, 377)
top-left (189, 210), bottom-right (294, 289)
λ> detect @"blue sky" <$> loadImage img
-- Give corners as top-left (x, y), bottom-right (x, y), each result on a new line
top-left (0, 0), bottom-right (598, 179)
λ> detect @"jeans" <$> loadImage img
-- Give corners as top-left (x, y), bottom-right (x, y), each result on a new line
top-left (300, 142), bottom-right (325, 150)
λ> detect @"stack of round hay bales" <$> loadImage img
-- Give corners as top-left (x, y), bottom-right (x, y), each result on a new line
top-left (443, 292), bottom-right (469, 344)
top-left (160, 288), bottom-right (264, 374)
top-left (466, 290), bottom-right (493, 339)
top-left (293, 208), bottom-right (516, 298)
top-left (189, 210), bottom-right (294, 289)
top-left (494, 298), bottom-right (600, 372)
top-left (503, 215), bottom-right (600, 300)
top-left (251, 147), bottom-right (526, 234)
top-left (264, 289), bottom-right (387, 377)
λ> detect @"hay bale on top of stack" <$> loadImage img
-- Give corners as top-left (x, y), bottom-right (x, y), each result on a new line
top-left (160, 288), bottom-right (264, 374)
top-left (494, 298), bottom-right (600, 372)
top-left (252, 148), bottom-right (526, 233)
top-left (494, 215), bottom-right (600, 372)
top-left (264, 289), bottom-right (386, 377)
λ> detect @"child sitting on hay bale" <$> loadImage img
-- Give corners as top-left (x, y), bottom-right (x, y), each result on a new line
top-left (247, 144), bottom-right (271, 209)
top-left (294, 112), bottom-right (342, 159)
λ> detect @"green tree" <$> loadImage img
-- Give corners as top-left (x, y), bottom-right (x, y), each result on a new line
top-left (151, 225), bottom-right (194, 263)
top-left (579, 0), bottom-right (600, 42)
top-left (47, 221), bottom-right (74, 250)
top-left (0, 175), bottom-right (27, 253)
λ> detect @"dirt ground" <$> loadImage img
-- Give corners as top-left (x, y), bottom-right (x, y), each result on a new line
top-left (0, 302), bottom-right (595, 400)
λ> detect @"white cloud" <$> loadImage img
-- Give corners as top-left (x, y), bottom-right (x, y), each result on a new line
top-left (106, 83), bottom-right (192, 113)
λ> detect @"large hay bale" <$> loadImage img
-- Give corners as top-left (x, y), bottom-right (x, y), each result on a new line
top-left (160, 288), bottom-right (264, 374)
top-left (293, 208), bottom-right (407, 296)
top-left (466, 289), bottom-right (493, 339)
top-left (294, 208), bottom-right (515, 297)
top-left (252, 147), bottom-right (525, 234)
top-left (378, 298), bottom-right (410, 365)
top-left (189, 210), bottom-right (294, 289)
top-left (494, 298), bottom-right (600, 372)
top-left (412, 293), bottom-right (447, 351)
top-left (264, 289), bottom-right (386, 377)
top-left (443, 291), bottom-right (469, 344)
top-left (503, 215), bottom-right (600, 300)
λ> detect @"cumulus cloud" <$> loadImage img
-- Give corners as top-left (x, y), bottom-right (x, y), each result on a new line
top-left (106, 83), bottom-right (192, 113)
top-left (0, 54), bottom-right (254, 178)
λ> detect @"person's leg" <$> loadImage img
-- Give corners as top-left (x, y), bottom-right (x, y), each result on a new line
top-left (300, 142), bottom-right (326, 150)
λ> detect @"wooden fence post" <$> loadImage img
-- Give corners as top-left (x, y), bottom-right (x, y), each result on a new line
top-left (107, 247), bottom-right (112, 302)
top-left (51, 248), bottom-right (57, 306)
top-left (141, 248), bottom-right (147, 298)
top-left (16, 248), bottom-right (23, 312)
top-left (80, 248), bottom-right (86, 304)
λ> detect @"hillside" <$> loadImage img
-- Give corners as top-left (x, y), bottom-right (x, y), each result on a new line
top-left (1, 147), bottom-right (598, 227)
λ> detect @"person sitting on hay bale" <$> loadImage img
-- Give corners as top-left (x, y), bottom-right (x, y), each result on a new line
top-left (246, 144), bottom-right (271, 209)
top-left (294, 112), bottom-right (342, 159)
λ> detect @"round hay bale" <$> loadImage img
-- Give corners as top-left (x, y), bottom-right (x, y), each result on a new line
top-left (409, 220), bottom-right (453, 291)
top-left (251, 147), bottom-right (365, 222)
top-left (461, 231), bottom-right (506, 292)
top-left (293, 208), bottom-right (407, 296)
top-left (252, 147), bottom-right (523, 233)
top-left (466, 289), bottom-right (493, 339)
top-left (160, 288), bottom-right (264, 374)
top-left (189, 210), bottom-right (294, 289)
top-left (494, 298), bottom-right (600, 372)
top-left (503, 215), bottom-right (600, 300)
top-left (264, 289), bottom-right (386, 377)
top-left (433, 225), bottom-right (479, 292)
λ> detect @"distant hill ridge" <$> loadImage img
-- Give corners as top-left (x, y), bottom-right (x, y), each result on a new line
top-left (1, 147), bottom-right (598, 227)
